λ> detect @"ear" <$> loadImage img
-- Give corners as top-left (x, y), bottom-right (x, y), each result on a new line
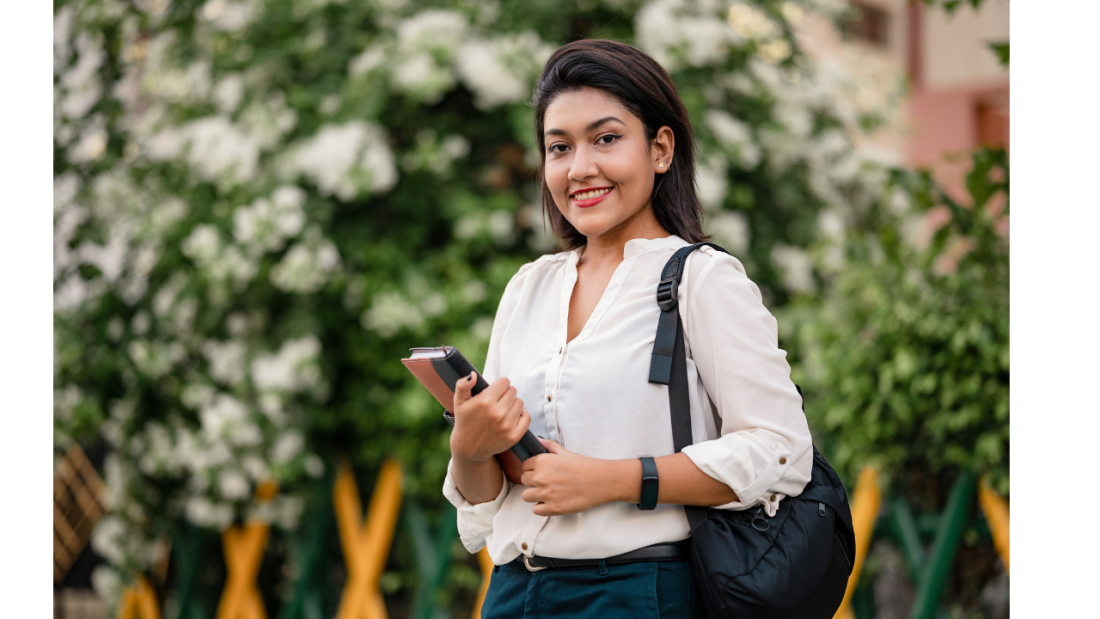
top-left (652, 125), bottom-right (675, 174)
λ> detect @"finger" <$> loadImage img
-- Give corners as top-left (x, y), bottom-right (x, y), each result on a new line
top-left (481, 376), bottom-right (512, 402)
top-left (538, 438), bottom-right (565, 454)
top-left (453, 371), bottom-right (477, 408)
top-left (521, 487), bottom-right (541, 504)
top-left (532, 502), bottom-right (549, 517)
top-left (523, 446), bottom-right (541, 470)
top-left (498, 386), bottom-right (519, 414)
top-left (510, 408), bottom-right (531, 442)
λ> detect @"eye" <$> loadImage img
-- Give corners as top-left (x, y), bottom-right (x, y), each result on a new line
top-left (547, 143), bottom-right (569, 154)
top-left (597, 134), bottom-right (621, 145)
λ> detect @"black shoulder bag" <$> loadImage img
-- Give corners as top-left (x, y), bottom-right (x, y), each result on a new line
top-left (649, 242), bottom-right (856, 619)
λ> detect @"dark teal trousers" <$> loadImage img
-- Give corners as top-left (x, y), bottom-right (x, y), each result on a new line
top-left (480, 558), bottom-right (704, 618)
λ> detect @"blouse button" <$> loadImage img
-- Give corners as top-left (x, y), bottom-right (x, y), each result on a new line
top-left (779, 457), bottom-right (787, 465)
top-left (770, 495), bottom-right (777, 502)
top-left (522, 543), bottom-right (528, 550)
top-left (558, 347), bottom-right (563, 354)
top-left (547, 394), bottom-right (552, 402)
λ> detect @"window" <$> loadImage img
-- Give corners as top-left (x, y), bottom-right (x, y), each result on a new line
top-left (846, 2), bottom-right (890, 47)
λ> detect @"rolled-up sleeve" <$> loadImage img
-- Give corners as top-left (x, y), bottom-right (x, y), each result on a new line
top-left (443, 460), bottom-right (510, 553)
top-left (678, 248), bottom-right (813, 515)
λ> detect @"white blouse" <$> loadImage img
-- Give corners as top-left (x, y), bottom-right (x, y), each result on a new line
top-left (442, 235), bottom-right (813, 564)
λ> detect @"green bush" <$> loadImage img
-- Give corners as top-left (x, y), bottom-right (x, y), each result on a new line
top-left (787, 148), bottom-right (1009, 502)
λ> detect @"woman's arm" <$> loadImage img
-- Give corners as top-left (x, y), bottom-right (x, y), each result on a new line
top-left (519, 440), bottom-right (736, 516)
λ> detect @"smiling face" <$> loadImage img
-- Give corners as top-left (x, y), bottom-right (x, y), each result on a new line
top-left (542, 87), bottom-right (674, 247)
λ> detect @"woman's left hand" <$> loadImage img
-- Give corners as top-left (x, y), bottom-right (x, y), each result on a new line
top-left (520, 439), bottom-right (618, 516)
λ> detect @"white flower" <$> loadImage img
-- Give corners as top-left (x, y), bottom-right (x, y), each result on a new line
top-left (69, 123), bottom-right (108, 163)
top-left (291, 121), bottom-right (397, 200)
top-left (91, 515), bottom-right (128, 566)
top-left (251, 335), bottom-right (322, 393)
top-left (462, 280), bottom-right (487, 304)
top-left (362, 291), bottom-right (425, 337)
top-left (728, 2), bottom-right (782, 40)
top-left (91, 566), bottom-right (123, 607)
top-left (471, 316), bottom-right (494, 343)
top-left (54, 6), bottom-right (74, 73)
top-left (238, 93), bottom-right (298, 150)
top-left (272, 495), bottom-right (305, 529)
top-left (304, 455), bottom-right (324, 478)
top-left (58, 32), bottom-right (105, 120)
top-left (456, 32), bottom-right (554, 109)
top-left (387, 10), bottom-right (469, 102)
top-left (771, 244), bottom-right (816, 294)
top-left (349, 46), bottom-right (387, 77)
top-left (242, 455), bottom-right (269, 481)
top-left (199, 394), bottom-right (249, 441)
top-left (759, 39), bottom-right (792, 65)
top-left (213, 73), bottom-right (245, 113)
top-left (269, 236), bottom-right (340, 294)
top-left (181, 116), bottom-right (261, 185)
top-left (182, 224), bottom-right (222, 266)
top-left (217, 469), bottom-right (251, 500)
top-left (271, 431), bottom-right (304, 464)
top-left (695, 157), bottom-right (729, 211)
top-left (200, 0), bottom-right (260, 32)
top-left (181, 382), bottom-right (217, 409)
top-left (817, 209), bottom-right (846, 242)
top-left (127, 340), bottom-right (186, 378)
top-left (203, 340), bottom-right (247, 385)
top-left (636, 0), bottom-right (738, 72)
top-left (54, 172), bottom-right (81, 214)
top-left (185, 496), bottom-right (234, 530)
top-left (392, 52), bottom-right (456, 104)
top-left (233, 186), bottom-right (307, 255)
top-left (707, 211), bottom-right (751, 256)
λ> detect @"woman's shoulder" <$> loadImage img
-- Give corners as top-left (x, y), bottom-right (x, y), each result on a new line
top-left (683, 244), bottom-right (760, 303)
top-left (687, 244), bottom-right (750, 278)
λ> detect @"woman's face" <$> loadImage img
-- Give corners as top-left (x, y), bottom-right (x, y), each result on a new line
top-left (542, 87), bottom-right (673, 245)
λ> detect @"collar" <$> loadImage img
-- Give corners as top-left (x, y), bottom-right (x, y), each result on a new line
top-left (623, 235), bottom-right (687, 259)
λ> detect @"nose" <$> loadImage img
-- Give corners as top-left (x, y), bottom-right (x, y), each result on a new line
top-left (568, 144), bottom-right (598, 182)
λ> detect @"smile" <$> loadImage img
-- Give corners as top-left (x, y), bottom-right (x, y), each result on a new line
top-left (570, 187), bottom-right (613, 207)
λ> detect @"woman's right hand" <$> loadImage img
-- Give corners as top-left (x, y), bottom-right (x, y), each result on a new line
top-left (449, 373), bottom-right (531, 464)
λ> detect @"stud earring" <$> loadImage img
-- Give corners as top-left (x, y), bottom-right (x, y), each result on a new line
top-left (658, 162), bottom-right (665, 168)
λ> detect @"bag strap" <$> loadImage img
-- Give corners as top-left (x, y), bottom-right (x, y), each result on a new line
top-left (648, 242), bottom-right (728, 530)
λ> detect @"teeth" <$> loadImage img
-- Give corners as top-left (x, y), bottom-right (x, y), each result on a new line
top-left (573, 188), bottom-right (611, 201)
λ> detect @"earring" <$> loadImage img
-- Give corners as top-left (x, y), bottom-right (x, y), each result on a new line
top-left (658, 162), bottom-right (665, 168)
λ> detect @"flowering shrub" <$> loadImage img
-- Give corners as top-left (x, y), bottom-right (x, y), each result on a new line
top-left (786, 148), bottom-right (1010, 501)
top-left (54, 0), bottom-right (916, 608)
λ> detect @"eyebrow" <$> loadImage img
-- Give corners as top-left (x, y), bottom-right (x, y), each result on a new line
top-left (544, 116), bottom-right (627, 137)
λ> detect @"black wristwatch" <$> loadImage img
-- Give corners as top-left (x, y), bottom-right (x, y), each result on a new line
top-left (638, 456), bottom-right (659, 510)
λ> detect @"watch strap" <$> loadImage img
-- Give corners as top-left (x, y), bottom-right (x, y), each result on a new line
top-left (638, 456), bottom-right (659, 510)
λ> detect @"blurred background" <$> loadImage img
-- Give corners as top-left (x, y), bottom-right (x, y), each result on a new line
top-left (52, 0), bottom-right (1008, 617)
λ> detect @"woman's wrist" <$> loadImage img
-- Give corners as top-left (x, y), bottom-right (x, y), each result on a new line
top-left (604, 458), bottom-right (642, 504)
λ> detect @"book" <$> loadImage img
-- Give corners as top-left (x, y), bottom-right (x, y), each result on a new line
top-left (401, 346), bottom-right (547, 484)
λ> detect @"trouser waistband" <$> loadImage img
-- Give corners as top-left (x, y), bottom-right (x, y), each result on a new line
top-left (510, 540), bottom-right (691, 571)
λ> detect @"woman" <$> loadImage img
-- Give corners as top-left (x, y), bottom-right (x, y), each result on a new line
top-left (444, 39), bottom-right (813, 618)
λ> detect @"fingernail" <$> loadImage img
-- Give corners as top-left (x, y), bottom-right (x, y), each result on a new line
top-left (467, 372), bottom-right (474, 382)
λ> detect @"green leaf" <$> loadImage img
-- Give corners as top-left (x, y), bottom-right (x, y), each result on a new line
top-left (988, 41), bottom-right (1010, 66)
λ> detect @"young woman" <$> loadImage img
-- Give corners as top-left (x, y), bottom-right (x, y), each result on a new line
top-left (444, 39), bottom-right (814, 618)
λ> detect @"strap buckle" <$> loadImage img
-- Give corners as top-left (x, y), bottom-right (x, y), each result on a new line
top-left (656, 278), bottom-right (678, 312)
top-left (523, 556), bottom-right (547, 572)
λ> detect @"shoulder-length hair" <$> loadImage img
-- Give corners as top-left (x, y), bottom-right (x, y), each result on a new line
top-left (532, 39), bottom-right (707, 249)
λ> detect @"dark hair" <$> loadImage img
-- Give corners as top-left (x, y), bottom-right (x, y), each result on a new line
top-left (532, 39), bottom-right (706, 249)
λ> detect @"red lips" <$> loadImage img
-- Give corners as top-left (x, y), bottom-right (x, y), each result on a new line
top-left (570, 186), bottom-right (613, 208)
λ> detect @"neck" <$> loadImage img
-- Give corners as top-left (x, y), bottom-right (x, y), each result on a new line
top-left (579, 202), bottom-right (669, 266)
